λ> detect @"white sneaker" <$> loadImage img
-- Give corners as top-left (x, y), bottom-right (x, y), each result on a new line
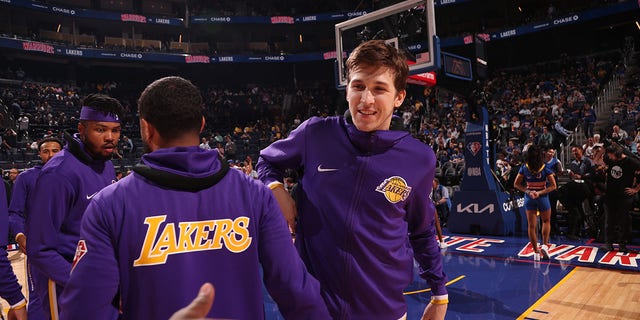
top-left (533, 252), bottom-right (541, 261)
top-left (540, 245), bottom-right (550, 260)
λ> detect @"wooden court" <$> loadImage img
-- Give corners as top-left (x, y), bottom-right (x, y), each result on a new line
top-left (518, 267), bottom-right (640, 320)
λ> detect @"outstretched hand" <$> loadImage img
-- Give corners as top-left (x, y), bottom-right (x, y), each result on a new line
top-left (16, 234), bottom-right (27, 254)
top-left (169, 283), bottom-right (215, 320)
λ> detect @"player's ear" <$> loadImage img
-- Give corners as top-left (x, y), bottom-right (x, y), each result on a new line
top-left (139, 118), bottom-right (153, 142)
top-left (394, 89), bottom-right (406, 108)
top-left (200, 116), bottom-right (206, 134)
top-left (78, 121), bottom-right (86, 135)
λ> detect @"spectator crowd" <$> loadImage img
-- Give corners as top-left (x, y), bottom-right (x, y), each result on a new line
top-left (1, 47), bottom-right (639, 245)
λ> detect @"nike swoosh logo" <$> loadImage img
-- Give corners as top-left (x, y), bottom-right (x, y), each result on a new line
top-left (86, 192), bottom-right (98, 200)
top-left (317, 165), bottom-right (339, 172)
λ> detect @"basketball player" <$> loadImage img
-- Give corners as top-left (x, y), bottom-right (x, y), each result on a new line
top-left (1, 180), bottom-right (26, 320)
top-left (513, 145), bottom-right (557, 260)
top-left (8, 137), bottom-right (63, 319)
top-left (257, 40), bottom-right (448, 319)
top-left (26, 93), bottom-right (123, 319)
top-left (59, 76), bottom-right (329, 319)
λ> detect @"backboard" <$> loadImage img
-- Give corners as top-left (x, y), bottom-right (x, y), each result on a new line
top-left (335, 0), bottom-right (438, 89)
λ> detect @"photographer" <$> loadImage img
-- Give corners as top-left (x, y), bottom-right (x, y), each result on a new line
top-left (588, 144), bottom-right (608, 241)
top-left (557, 145), bottom-right (595, 240)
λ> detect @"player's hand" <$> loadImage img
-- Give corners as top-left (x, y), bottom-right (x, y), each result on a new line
top-left (271, 186), bottom-right (298, 233)
top-left (421, 302), bottom-right (447, 320)
top-left (8, 306), bottom-right (27, 320)
top-left (16, 234), bottom-right (27, 254)
top-left (169, 283), bottom-right (215, 320)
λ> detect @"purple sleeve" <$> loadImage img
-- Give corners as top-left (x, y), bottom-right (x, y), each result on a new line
top-left (0, 181), bottom-right (10, 248)
top-left (59, 198), bottom-right (119, 320)
top-left (0, 180), bottom-right (26, 305)
top-left (0, 247), bottom-right (25, 306)
top-left (257, 118), bottom-right (314, 185)
top-left (26, 172), bottom-right (73, 287)
top-left (8, 171), bottom-right (30, 237)
top-left (407, 152), bottom-right (448, 296)
top-left (257, 187), bottom-right (331, 318)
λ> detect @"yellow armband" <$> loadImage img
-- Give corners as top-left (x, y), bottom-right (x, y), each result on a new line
top-left (430, 296), bottom-right (449, 305)
top-left (430, 298), bottom-right (448, 305)
top-left (268, 182), bottom-right (284, 190)
top-left (11, 299), bottom-right (27, 310)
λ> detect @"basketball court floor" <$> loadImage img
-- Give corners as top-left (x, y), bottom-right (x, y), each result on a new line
top-left (264, 231), bottom-right (640, 320)
top-left (3, 232), bottom-right (639, 319)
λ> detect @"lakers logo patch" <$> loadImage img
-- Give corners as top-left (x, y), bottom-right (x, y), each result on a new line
top-left (375, 176), bottom-right (412, 203)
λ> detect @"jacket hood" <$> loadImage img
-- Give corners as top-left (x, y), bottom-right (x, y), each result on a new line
top-left (134, 146), bottom-right (229, 192)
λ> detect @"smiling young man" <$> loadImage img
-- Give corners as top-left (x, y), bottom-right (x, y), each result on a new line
top-left (26, 93), bottom-right (123, 319)
top-left (257, 40), bottom-right (448, 320)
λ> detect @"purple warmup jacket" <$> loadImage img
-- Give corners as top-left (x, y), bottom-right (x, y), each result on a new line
top-left (26, 132), bottom-right (116, 316)
top-left (257, 116), bottom-right (448, 319)
top-left (8, 165), bottom-right (41, 238)
top-left (0, 180), bottom-right (26, 307)
top-left (8, 164), bottom-right (48, 319)
top-left (59, 146), bottom-right (329, 320)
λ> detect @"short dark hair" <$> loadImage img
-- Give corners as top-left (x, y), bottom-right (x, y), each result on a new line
top-left (346, 40), bottom-right (409, 92)
top-left (138, 76), bottom-right (203, 141)
top-left (80, 93), bottom-right (125, 122)
top-left (605, 144), bottom-right (623, 157)
top-left (38, 137), bottom-right (63, 151)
